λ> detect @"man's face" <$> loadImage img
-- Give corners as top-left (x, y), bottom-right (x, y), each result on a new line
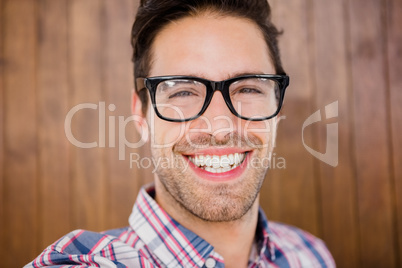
top-left (144, 14), bottom-right (278, 222)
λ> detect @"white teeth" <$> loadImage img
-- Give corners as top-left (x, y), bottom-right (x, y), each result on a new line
top-left (212, 155), bottom-right (220, 169)
top-left (205, 166), bottom-right (215, 173)
top-left (196, 155), bottom-right (204, 166)
top-left (188, 153), bottom-right (246, 173)
top-left (222, 166), bottom-right (231, 172)
top-left (228, 154), bottom-right (234, 165)
top-left (205, 155), bottom-right (212, 167)
top-left (220, 156), bottom-right (230, 168)
top-left (234, 153), bottom-right (245, 164)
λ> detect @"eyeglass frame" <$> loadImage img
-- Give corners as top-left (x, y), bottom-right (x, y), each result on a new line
top-left (135, 74), bottom-right (289, 122)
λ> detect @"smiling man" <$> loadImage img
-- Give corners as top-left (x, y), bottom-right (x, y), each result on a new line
top-left (26, 0), bottom-right (335, 267)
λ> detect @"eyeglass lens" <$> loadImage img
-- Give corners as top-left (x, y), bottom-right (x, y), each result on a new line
top-left (154, 78), bottom-right (279, 120)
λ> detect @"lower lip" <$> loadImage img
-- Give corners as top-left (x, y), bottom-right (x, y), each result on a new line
top-left (185, 153), bottom-right (251, 182)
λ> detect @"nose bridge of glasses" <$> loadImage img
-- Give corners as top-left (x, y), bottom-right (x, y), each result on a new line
top-left (203, 80), bottom-right (236, 117)
top-left (209, 78), bottom-right (229, 91)
top-left (204, 88), bottom-right (234, 119)
top-left (209, 80), bottom-right (218, 91)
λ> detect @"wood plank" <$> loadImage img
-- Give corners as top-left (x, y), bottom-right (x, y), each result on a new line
top-left (103, 0), bottom-right (141, 229)
top-left (3, 0), bottom-right (39, 266)
top-left (260, 0), bottom-right (319, 236)
top-left (349, 0), bottom-right (396, 266)
top-left (311, 0), bottom-right (359, 267)
top-left (130, 0), bottom-right (154, 188)
top-left (37, 0), bottom-right (72, 249)
top-left (0, 0), bottom-right (5, 261)
top-left (69, 0), bottom-right (106, 231)
top-left (386, 0), bottom-right (402, 266)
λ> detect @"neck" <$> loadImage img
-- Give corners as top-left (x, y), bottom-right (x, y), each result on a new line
top-left (154, 179), bottom-right (259, 268)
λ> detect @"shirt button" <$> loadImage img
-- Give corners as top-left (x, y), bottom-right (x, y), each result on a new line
top-left (205, 257), bottom-right (216, 268)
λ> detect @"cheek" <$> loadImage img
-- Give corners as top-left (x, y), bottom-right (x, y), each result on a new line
top-left (242, 119), bottom-right (278, 145)
top-left (151, 118), bottom-right (187, 148)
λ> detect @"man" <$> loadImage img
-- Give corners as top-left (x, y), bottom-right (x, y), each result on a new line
top-left (26, 0), bottom-right (335, 267)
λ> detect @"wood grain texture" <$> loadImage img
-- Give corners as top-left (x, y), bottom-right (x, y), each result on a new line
top-left (387, 0), bottom-right (402, 266)
top-left (349, 0), bottom-right (396, 266)
top-left (0, 0), bottom-right (4, 261)
top-left (37, 0), bottom-right (72, 249)
top-left (261, 0), bottom-right (319, 236)
top-left (312, 0), bottom-right (359, 267)
top-left (2, 0), bottom-right (39, 265)
top-left (103, 0), bottom-right (141, 229)
top-left (0, 0), bottom-right (401, 266)
top-left (69, 0), bottom-right (107, 231)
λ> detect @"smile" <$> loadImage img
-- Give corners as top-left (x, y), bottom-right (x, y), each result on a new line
top-left (188, 153), bottom-right (247, 173)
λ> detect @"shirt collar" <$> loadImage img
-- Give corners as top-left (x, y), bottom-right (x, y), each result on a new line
top-left (129, 184), bottom-right (276, 266)
top-left (255, 207), bottom-right (276, 262)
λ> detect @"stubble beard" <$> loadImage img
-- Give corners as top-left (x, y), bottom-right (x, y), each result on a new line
top-left (152, 132), bottom-right (272, 222)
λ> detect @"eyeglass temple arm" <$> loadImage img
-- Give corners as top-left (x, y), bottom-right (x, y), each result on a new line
top-left (135, 77), bottom-right (146, 92)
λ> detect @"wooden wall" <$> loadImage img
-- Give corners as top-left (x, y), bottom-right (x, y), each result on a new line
top-left (0, 0), bottom-right (400, 267)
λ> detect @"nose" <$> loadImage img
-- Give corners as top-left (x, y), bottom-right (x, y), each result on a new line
top-left (192, 91), bottom-right (238, 140)
top-left (204, 91), bottom-right (232, 117)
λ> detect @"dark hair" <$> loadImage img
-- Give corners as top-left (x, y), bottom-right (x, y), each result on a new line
top-left (131, 0), bottom-right (285, 112)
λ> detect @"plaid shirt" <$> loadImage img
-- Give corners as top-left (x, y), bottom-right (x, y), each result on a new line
top-left (25, 185), bottom-right (335, 268)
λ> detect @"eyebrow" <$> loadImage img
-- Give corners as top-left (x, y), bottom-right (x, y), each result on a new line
top-left (183, 71), bottom-right (267, 81)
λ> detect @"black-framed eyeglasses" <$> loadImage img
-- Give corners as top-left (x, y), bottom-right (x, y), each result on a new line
top-left (136, 74), bottom-right (289, 122)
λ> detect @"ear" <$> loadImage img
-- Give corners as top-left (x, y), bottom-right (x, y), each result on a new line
top-left (132, 89), bottom-right (149, 143)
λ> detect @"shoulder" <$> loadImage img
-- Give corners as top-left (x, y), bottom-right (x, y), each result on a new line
top-left (268, 221), bottom-right (336, 267)
top-left (24, 228), bottom-right (157, 268)
top-left (268, 221), bottom-right (325, 247)
top-left (51, 228), bottom-right (127, 254)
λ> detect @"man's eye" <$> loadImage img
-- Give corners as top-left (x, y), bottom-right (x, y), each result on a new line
top-left (168, 90), bottom-right (196, 99)
top-left (237, 87), bottom-right (263, 94)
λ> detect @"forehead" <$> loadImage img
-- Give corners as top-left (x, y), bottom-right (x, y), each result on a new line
top-left (149, 14), bottom-right (274, 80)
